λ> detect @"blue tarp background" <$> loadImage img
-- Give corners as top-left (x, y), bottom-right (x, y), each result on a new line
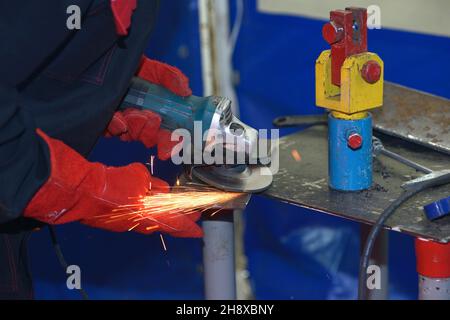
top-left (30, 0), bottom-right (450, 299)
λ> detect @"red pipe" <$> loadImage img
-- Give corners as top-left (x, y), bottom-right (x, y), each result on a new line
top-left (415, 238), bottom-right (450, 278)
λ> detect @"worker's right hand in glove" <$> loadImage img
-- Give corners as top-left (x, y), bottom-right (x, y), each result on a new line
top-left (105, 57), bottom-right (189, 160)
top-left (23, 129), bottom-right (203, 238)
top-left (105, 108), bottom-right (179, 161)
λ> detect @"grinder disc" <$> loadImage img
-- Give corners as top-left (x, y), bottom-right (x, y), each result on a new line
top-left (191, 165), bottom-right (273, 193)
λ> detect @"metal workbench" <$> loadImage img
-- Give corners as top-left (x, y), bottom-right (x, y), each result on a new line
top-left (262, 126), bottom-right (450, 243)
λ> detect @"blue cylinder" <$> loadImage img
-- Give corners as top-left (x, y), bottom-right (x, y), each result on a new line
top-left (328, 113), bottom-right (373, 191)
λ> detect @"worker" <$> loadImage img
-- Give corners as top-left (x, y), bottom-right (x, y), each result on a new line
top-left (0, 0), bottom-right (202, 299)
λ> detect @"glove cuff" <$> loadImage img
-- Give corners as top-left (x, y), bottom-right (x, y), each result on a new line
top-left (24, 129), bottom-right (104, 224)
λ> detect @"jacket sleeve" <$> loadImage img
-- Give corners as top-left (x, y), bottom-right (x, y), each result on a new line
top-left (0, 85), bottom-right (51, 223)
top-left (0, 0), bottom-right (94, 222)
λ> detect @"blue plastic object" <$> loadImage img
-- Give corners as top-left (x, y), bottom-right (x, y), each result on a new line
top-left (424, 196), bottom-right (450, 221)
top-left (328, 113), bottom-right (373, 191)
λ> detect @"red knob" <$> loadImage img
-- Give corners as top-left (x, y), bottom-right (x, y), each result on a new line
top-left (361, 60), bottom-right (381, 84)
top-left (348, 133), bottom-right (363, 150)
top-left (322, 22), bottom-right (343, 45)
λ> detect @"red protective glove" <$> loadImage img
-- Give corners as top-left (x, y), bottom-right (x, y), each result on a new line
top-left (105, 108), bottom-right (180, 161)
top-left (136, 57), bottom-right (192, 97)
top-left (24, 129), bottom-right (203, 238)
top-left (105, 57), bottom-right (191, 159)
top-left (110, 0), bottom-right (137, 36)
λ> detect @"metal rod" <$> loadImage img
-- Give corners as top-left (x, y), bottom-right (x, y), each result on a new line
top-left (418, 276), bottom-right (450, 300)
top-left (203, 212), bottom-right (237, 300)
top-left (199, 0), bottom-right (240, 301)
top-left (372, 137), bottom-right (433, 174)
top-left (379, 148), bottom-right (433, 174)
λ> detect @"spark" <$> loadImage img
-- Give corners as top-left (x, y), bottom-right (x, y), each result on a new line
top-left (160, 234), bottom-right (167, 251)
top-left (150, 155), bottom-right (155, 175)
top-left (291, 149), bottom-right (302, 162)
top-left (93, 186), bottom-right (244, 234)
top-left (133, 188), bottom-right (242, 220)
top-left (209, 208), bottom-right (222, 217)
top-left (128, 223), bottom-right (140, 231)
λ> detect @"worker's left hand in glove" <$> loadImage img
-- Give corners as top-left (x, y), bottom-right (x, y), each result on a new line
top-left (24, 130), bottom-right (203, 238)
top-left (105, 56), bottom-right (190, 160)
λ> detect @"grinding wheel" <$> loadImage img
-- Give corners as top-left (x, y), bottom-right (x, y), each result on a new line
top-left (191, 165), bottom-right (273, 193)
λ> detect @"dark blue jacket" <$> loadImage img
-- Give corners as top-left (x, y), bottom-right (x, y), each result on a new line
top-left (0, 0), bottom-right (159, 223)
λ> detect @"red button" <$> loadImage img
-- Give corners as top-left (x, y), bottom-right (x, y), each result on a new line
top-left (361, 61), bottom-right (381, 84)
top-left (348, 133), bottom-right (363, 150)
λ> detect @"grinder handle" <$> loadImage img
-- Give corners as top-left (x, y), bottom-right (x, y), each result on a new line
top-left (120, 77), bottom-right (215, 133)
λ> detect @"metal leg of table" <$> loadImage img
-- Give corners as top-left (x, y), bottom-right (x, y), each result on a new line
top-left (203, 211), bottom-right (237, 300)
top-left (360, 225), bottom-right (389, 300)
top-left (415, 238), bottom-right (450, 300)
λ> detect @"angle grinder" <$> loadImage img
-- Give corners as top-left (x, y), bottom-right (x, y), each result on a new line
top-left (120, 77), bottom-right (273, 193)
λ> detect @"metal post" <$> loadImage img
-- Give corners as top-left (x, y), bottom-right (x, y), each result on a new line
top-left (203, 211), bottom-right (236, 300)
top-left (199, 0), bottom-right (239, 300)
top-left (416, 238), bottom-right (450, 300)
top-left (418, 276), bottom-right (450, 300)
top-left (360, 225), bottom-right (389, 300)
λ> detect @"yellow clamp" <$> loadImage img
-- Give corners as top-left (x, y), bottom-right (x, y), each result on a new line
top-left (316, 50), bottom-right (383, 119)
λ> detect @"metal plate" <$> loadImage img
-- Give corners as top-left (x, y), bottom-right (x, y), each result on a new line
top-left (192, 165), bottom-right (273, 193)
top-left (373, 82), bottom-right (450, 155)
top-left (261, 126), bottom-right (450, 243)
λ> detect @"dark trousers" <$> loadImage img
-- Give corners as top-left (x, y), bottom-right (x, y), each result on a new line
top-left (0, 230), bottom-right (34, 299)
